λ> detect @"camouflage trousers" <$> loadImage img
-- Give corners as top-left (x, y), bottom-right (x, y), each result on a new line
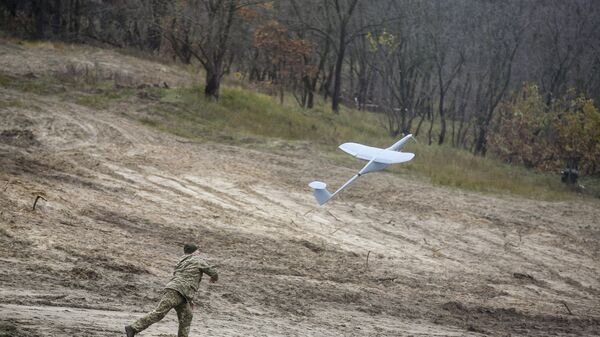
top-left (131, 289), bottom-right (193, 337)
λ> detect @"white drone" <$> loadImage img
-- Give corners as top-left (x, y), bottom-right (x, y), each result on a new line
top-left (309, 134), bottom-right (416, 205)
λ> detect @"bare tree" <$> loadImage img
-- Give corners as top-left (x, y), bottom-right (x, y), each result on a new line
top-left (424, 2), bottom-right (465, 145)
top-left (290, 0), bottom-right (385, 112)
top-left (535, 0), bottom-right (599, 105)
top-left (471, 1), bottom-right (528, 155)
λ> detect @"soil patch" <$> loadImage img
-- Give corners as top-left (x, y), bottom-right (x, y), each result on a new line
top-left (0, 129), bottom-right (39, 148)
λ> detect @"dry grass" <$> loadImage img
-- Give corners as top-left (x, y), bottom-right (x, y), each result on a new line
top-left (144, 84), bottom-right (385, 144)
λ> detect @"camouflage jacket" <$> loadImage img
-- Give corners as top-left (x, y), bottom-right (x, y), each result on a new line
top-left (164, 254), bottom-right (218, 303)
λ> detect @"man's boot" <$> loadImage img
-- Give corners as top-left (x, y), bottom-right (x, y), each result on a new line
top-left (125, 325), bottom-right (136, 337)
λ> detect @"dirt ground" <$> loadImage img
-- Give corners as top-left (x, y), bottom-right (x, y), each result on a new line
top-left (1, 40), bottom-right (599, 337)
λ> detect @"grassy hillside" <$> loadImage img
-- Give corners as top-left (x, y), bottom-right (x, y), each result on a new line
top-left (0, 39), bottom-right (584, 201)
top-left (136, 83), bottom-right (576, 201)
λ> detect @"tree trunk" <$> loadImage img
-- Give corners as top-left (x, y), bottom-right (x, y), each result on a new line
top-left (451, 111), bottom-right (456, 147)
top-left (331, 27), bottom-right (347, 113)
top-left (307, 90), bottom-right (314, 109)
top-left (437, 63), bottom-right (447, 145)
top-left (69, 0), bottom-right (80, 37)
top-left (438, 112), bottom-right (446, 144)
top-left (321, 64), bottom-right (334, 100)
top-left (474, 125), bottom-right (487, 156)
top-left (279, 84), bottom-right (284, 105)
top-left (52, 0), bottom-right (62, 36)
top-left (427, 104), bottom-right (435, 145)
top-left (459, 121), bottom-right (471, 149)
top-left (303, 76), bottom-right (315, 108)
top-left (414, 109), bottom-right (426, 137)
top-left (32, 0), bottom-right (46, 39)
top-left (205, 67), bottom-right (221, 99)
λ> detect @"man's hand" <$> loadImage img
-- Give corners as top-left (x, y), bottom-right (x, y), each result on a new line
top-left (210, 274), bottom-right (218, 283)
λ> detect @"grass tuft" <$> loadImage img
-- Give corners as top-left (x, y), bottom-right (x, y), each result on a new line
top-left (399, 143), bottom-right (571, 200)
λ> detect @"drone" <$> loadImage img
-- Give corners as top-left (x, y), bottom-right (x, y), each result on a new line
top-left (309, 134), bottom-right (416, 205)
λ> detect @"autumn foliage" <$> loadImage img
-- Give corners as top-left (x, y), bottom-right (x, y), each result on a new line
top-left (254, 21), bottom-right (316, 96)
top-left (489, 84), bottom-right (600, 175)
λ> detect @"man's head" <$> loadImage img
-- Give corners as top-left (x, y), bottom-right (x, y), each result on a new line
top-left (183, 243), bottom-right (198, 254)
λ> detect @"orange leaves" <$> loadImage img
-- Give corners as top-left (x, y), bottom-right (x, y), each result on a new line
top-left (254, 20), bottom-right (315, 81)
top-left (239, 7), bottom-right (259, 20)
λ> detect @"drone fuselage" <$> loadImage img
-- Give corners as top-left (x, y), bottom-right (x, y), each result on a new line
top-left (309, 134), bottom-right (415, 205)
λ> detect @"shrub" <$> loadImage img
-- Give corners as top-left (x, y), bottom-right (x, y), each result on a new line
top-left (489, 84), bottom-right (600, 175)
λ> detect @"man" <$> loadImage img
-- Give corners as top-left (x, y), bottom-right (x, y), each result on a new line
top-left (125, 243), bottom-right (218, 337)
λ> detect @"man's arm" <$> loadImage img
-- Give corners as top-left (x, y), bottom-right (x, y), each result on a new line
top-left (201, 265), bottom-right (219, 283)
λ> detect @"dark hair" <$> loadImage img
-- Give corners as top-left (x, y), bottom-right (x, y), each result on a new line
top-left (183, 243), bottom-right (198, 254)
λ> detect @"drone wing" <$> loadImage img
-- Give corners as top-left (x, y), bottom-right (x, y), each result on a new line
top-left (339, 143), bottom-right (414, 164)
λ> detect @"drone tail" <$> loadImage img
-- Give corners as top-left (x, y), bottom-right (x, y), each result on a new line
top-left (308, 181), bottom-right (332, 205)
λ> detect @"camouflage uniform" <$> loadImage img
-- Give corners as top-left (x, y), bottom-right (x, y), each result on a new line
top-left (131, 289), bottom-right (192, 337)
top-left (131, 255), bottom-right (218, 337)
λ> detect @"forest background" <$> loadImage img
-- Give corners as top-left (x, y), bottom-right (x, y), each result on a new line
top-left (1, 0), bottom-right (599, 181)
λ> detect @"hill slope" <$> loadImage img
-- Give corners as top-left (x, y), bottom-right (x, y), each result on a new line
top-left (0, 40), bottom-right (599, 337)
